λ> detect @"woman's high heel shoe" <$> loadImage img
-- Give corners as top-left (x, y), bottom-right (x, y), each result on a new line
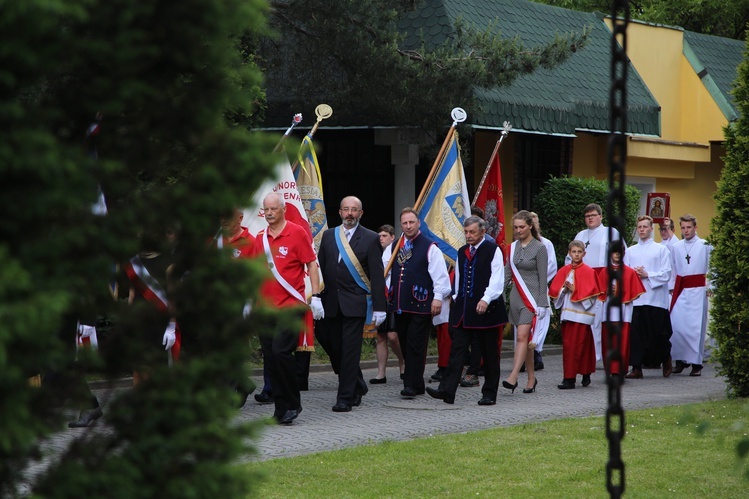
top-left (502, 380), bottom-right (518, 393)
top-left (523, 379), bottom-right (538, 394)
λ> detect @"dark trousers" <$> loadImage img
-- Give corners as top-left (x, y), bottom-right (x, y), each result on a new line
top-left (259, 319), bottom-right (301, 419)
top-left (261, 350), bottom-right (312, 394)
top-left (440, 325), bottom-right (500, 400)
top-left (466, 334), bottom-right (482, 374)
top-left (394, 312), bottom-right (432, 393)
top-left (315, 313), bottom-right (367, 405)
top-left (630, 305), bottom-right (672, 369)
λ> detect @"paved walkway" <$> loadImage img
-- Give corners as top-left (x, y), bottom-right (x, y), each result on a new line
top-left (24, 350), bottom-right (726, 491)
top-left (240, 351), bottom-right (727, 460)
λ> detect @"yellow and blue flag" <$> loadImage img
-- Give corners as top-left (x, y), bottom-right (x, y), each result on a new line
top-left (416, 130), bottom-right (469, 266)
top-left (296, 133), bottom-right (328, 251)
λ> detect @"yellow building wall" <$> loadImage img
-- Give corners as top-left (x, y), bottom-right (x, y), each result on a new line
top-left (603, 20), bottom-right (727, 143)
top-left (652, 144), bottom-right (723, 241)
top-left (679, 65), bottom-right (728, 142)
top-left (609, 21), bottom-right (685, 140)
top-left (602, 19), bottom-right (729, 238)
top-left (573, 133), bottom-right (606, 178)
top-left (475, 133), bottom-right (721, 242)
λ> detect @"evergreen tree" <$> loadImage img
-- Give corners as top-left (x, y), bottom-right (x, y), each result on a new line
top-left (534, 0), bottom-right (749, 40)
top-left (1, 0), bottom-right (276, 496)
top-left (710, 33), bottom-right (749, 398)
top-left (262, 0), bottom-right (590, 130)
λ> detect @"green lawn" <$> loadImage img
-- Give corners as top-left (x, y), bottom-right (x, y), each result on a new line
top-left (244, 399), bottom-right (749, 498)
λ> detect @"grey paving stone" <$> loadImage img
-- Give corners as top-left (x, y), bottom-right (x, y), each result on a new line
top-left (17, 350), bottom-right (726, 494)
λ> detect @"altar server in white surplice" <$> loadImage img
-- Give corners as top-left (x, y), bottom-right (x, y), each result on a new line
top-left (669, 214), bottom-right (712, 377)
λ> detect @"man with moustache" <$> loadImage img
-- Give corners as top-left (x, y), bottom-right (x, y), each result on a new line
top-left (389, 208), bottom-right (451, 399)
top-left (426, 216), bottom-right (507, 405)
top-left (315, 196), bottom-right (387, 412)
top-left (251, 192), bottom-right (321, 425)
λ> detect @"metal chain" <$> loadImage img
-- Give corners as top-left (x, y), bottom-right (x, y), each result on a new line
top-left (606, 1), bottom-right (630, 497)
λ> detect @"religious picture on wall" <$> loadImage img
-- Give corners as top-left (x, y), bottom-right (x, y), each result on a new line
top-left (646, 192), bottom-right (670, 223)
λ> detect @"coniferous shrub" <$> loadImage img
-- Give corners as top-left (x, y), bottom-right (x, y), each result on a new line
top-left (1, 0), bottom-right (275, 496)
top-left (710, 35), bottom-right (749, 398)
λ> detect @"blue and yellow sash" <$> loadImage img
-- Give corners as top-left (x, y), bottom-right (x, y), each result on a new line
top-left (335, 225), bottom-right (373, 323)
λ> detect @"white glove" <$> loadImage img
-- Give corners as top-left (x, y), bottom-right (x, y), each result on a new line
top-left (310, 296), bottom-right (325, 320)
top-left (162, 321), bottom-right (176, 351)
top-left (372, 311), bottom-right (387, 327)
top-left (537, 307), bottom-right (547, 320)
top-left (242, 300), bottom-right (252, 319)
top-left (78, 324), bottom-right (96, 338)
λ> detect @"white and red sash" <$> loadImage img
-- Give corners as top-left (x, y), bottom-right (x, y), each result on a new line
top-left (670, 274), bottom-right (707, 312)
top-left (123, 255), bottom-right (180, 362)
top-left (123, 255), bottom-right (168, 313)
top-left (75, 321), bottom-right (98, 356)
top-left (262, 229), bottom-right (307, 305)
top-left (509, 241), bottom-right (538, 340)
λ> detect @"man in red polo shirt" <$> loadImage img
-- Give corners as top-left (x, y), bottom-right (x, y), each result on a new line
top-left (220, 208), bottom-right (254, 258)
top-left (219, 208), bottom-right (257, 407)
top-left (252, 192), bottom-right (321, 425)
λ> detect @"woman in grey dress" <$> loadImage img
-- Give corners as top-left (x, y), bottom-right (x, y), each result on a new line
top-left (503, 210), bottom-right (550, 393)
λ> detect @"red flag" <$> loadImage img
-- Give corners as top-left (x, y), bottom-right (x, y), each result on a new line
top-left (474, 146), bottom-right (506, 258)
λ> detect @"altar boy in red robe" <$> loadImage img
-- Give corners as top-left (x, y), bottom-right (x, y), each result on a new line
top-left (549, 240), bottom-right (602, 389)
top-left (597, 241), bottom-right (646, 377)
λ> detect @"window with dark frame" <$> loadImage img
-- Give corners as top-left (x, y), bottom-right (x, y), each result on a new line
top-left (513, 134), bottom-right (573, 212)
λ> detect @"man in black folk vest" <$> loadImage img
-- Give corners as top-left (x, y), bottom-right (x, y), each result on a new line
top-left (388, 208), bottom-right (451, 399)
top-left (316, 196), bottom-right (387, 412)
top-left (427, 216), bottom-right (508, 405)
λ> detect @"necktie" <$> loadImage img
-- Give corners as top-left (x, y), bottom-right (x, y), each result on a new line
top-left (345, 229), bottom-right (352, 241)
top-left (470, 246), bottom-right (476, 258)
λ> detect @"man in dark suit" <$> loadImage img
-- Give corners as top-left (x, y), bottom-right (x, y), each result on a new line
top-left (315, 196), bottom-right (387, 412)
top-left (426, 216), bottom-right (508, 405)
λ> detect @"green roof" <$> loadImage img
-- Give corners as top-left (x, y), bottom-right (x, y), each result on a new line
top-left (398, 0), bottom-right (661, 135)
top-left (683, 30), bottom-right (744, 122)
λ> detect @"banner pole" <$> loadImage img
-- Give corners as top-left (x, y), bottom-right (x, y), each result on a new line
top-left (471, 121), bottom-right (511, 206)
top-left (384, 108), bottom-right (467, 277)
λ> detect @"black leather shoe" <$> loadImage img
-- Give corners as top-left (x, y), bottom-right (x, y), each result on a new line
top-left (477, 397), bottom-right (496, 406)
top-left (689, 365), bottom-right (703, 377)
top-left (581, 374), bottom-right (591, 387)
top-left (534, 362), bottom-right (545, 371)
top-left (672, 361), bottom-right (690, 374)
top-left (352, 394), bottom-right (362, 407)
top-left (236, 385), bottom-right (256, 408)
top-left (369, 377), bottom-right (387, 384)
top-left (68, 407), bottom-right (103, 428)
top-left (278, 409), bottom-right (299, 424)
top-left (254, 391), bottom-right (273, 404)
top-left (430, 368), bottom-right (444, 382)
top-left (426, 387), bottom-right (454, 404)
top-left (332, 402), bottom-right (352, 412)
top-left (557, 379), bottom-right (575, 390)
top-left (400, 387), bottom-right (417, 399)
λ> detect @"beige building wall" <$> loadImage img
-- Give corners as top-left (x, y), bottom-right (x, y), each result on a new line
top-left (602, 19), bottom-right (732, 240)
top-left (474, 14), bottom-right (736, 243)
